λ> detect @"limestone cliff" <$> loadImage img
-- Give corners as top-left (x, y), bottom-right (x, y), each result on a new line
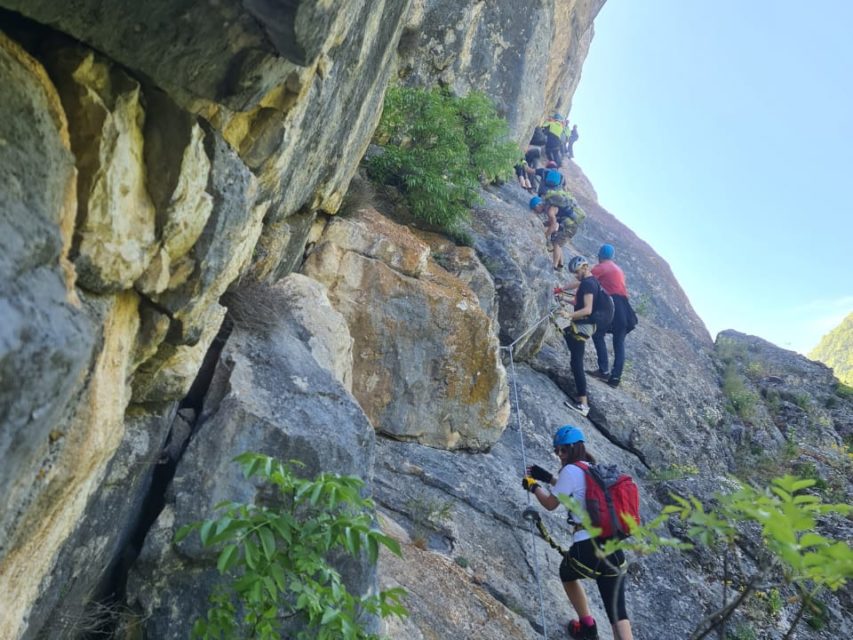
top-left (1, 2), bottom-right (851, 640)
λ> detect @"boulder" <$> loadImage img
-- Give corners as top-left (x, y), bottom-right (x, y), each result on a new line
top-left (414, 229), bottom-right (499, 329)
top-left (225, 275), bottom-right (354, 392)
top-left (127, 301), bottom-right (376, 639)
top-left (303, 207), bottom-right (509, 450)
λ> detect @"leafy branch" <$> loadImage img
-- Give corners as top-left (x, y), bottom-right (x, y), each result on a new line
top-left (176, 453), bottom-right (407, 640)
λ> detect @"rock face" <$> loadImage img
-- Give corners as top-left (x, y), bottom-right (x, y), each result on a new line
top-left (4, 2), bottom-right (852, 639)
top-left (0, 0), bottom-right (413, 632)
top-left (468, 186), bottom-right (556, 359)
top-left (398, 0), bottom-right (606, 139)
top-left (304, 207), bottom-right (510, 450)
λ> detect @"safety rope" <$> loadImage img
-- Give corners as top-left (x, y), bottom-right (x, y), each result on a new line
top-left (522, 507), bottom-right (569, 555)
top-left (499, 305), bottom-right (557, 639)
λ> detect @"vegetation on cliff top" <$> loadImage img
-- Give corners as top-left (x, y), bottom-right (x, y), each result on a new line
top-left (367, 86), bottom-right (517, 232)
top-left (809, 311), bottom-right (853, 386)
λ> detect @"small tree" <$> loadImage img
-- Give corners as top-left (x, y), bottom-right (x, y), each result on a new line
top-left (176, 453), bottom-right (407, 640)
top-left (368, 86), bottom-right (517, 232)
top-left (554, 474), bottom-right (852, 640)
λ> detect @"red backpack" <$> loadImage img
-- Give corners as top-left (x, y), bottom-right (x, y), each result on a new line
top-left (574, 461), bottom-right (640, 539)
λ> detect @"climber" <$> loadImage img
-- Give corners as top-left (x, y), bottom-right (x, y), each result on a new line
top-left (529, 191), bottom-right (578, 271)
top-left (515, 159), bottom-right (534, 192)
top-left (567, 124), bottom-right (579, 159)
top-left (588, 244), bottom-right (638, 389)
top-left (543, 113), bottom-right (565, 166)
top-left (559, 256), bottom-right (602, 416)
top-left (522, 425), bottom-right (634, 640)
top-left (535, 160), bottom-right (565, 196)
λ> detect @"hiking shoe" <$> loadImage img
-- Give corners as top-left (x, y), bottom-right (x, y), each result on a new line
top-left (587, 369), bottom-right (610, 381)
top-left (564, 400), bottom-right (590, 417)
top-left (607, 377), bottom-right (621, 388)
top-left (568, 619), bottom-right (599, 639)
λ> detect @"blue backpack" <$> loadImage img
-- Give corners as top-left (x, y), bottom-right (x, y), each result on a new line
top-left (544, 169), bottom-right (563, 189)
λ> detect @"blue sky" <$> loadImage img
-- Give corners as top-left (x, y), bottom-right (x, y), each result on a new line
top-left (570, 1), bottom-right (853, 354)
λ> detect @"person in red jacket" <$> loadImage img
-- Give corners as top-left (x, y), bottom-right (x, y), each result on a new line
top-left (589, 244), bottom-right (637, 388)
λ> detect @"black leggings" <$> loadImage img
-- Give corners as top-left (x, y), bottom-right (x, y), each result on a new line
top-left (564, 327), bottom-right (588, 398)
top-left (559, 538), bottom-right (629, 623)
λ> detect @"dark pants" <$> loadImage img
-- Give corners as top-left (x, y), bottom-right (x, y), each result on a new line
top-left (545, 131), bottom-right (563, 165)
top-left (593, 296), bottom-right (632, 380)
top-left (592, 325), bottom-right (626, 380)
top-left (565, 328), bottom-right (588, 398)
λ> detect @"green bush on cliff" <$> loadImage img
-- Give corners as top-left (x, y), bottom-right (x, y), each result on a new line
top-left (368, 86), bottom-right (517, 231)
top-left (176, 453), bottom-right (406, 640)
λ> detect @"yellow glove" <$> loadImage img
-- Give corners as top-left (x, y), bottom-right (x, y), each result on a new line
top-left (522, 476), bottom-right (540, 493)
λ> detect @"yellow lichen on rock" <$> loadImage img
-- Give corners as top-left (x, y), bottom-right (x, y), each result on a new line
top-left (0, 291), bottom-right (139, 636)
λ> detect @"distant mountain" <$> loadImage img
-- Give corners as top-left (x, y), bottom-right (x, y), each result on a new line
top-left (809, 312), bottom-right (853, 385)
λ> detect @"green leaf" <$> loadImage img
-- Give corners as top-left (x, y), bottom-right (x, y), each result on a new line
top-left (244, 538), bottom-right (259, 570)
top-left (217, 544), bottom-right (239, 574)
top-left (199, 520), bottom-right (215, 547)
top-left (259, 527), bottom-right (276, 560)
top-left (320, 608), bottom-right (340, 625)
top-left (174, 523), bottom-right (196, 543)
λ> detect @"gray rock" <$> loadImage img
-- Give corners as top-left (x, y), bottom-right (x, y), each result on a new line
top-left (23, 407), bottom-right (175, 640)
top-left (0, 32), bottom-right (96, 560)
top-left (146, 124), bottom-right (263, 345)
top-left (398, 0), bottom-right (606, 140)
top-left (468, 187), bottom-right (555, 359)
top-left (127, 302), bottom-right (377, 639)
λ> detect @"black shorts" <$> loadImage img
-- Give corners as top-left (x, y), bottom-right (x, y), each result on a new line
top-left (560, 538), bottom-right (629, 623)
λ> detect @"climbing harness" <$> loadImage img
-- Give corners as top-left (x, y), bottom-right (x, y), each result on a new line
top-left (499, 304), bottom-right (557, 638)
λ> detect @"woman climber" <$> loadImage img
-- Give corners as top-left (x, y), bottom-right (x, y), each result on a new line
top-left (522, 425), bottom-right (634, 640)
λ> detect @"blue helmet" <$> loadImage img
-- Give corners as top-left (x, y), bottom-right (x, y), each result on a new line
top-left (598, 244), bottom-right (615, 260)
top-left (553, 425), bottom-right (585, 446)
top-left (552, 113), bottom-right (564, 121)
top-left (529, 196), bottom-right (543, 209)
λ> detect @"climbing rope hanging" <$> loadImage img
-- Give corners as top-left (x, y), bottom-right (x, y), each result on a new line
top-left (499, 305), bottom-right (556, 639)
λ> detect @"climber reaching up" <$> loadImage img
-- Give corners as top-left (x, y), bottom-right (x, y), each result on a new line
top-left (522, 425), bottom-right (635, 640)
top-left (529, 191), bottom-right (579, 271)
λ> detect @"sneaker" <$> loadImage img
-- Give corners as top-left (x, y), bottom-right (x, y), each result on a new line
top-left (587, 369), bottom-right (610, 381)
top-left (607, 377), bottom-right (621, 388)
top-left (568, 619), bottom-right (599, 639)
top-left (564, 400), bottom-right (590, 417)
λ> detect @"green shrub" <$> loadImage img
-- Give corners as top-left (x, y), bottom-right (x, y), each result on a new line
top-left (632, 293), bottom-right (651, 317)
top-left (835, 382), bottom-right (853, 399)
top-left (726, 623), bottom-right (756, 640)
top-left (648, 463), bottom-right (699, 482)
top-left (177, 453), bottom-right (407, 640)
top-left (723, 365), bottom-right (759, 421)
top-left (368, 86), bottom-right (517, 232)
